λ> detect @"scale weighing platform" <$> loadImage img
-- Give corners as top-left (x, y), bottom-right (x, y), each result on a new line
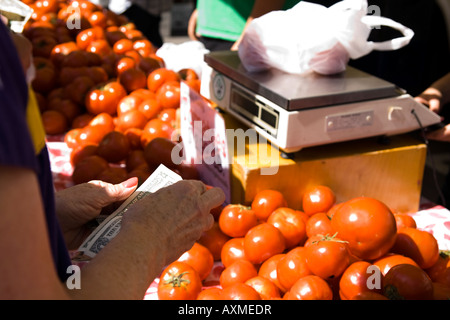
top-left (200, 51), bottom-right (442, 154)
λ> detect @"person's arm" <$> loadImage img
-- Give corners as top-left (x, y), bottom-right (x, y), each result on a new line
top-left (231, 0), bottom-right (286, 50)
top-left (188, 8), bottom-right (199, 41)
top-left (0, 165), bottom-right (225, 299)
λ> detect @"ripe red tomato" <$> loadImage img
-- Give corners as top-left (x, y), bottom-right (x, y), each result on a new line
top-left (140, 118), bottom-right (174, 147)
top-left (221, 237), bottom-right (247, 268)
top-left (86, 81), bottom-right (127, 115)
top-left (32, 57), bottom-right (57, 93)
top-left (391, 227), bottom-right (439, 269)
top-left (41, 110), bottom-right (68, 135)
top-left (177, 242), bottom-right (214, 281)
top-left (373, 253), bottom-right (419, 276)
top-left (350, 292), bottom-right (388, 300)
top-left (277, 247), bottom-right (312, 291)
top-left (306, 212), bottom-right (334, 238)
top-left (138, 98), bottom-right (162, 120)
top-left (305, 234), bottom-right (351, 279)
top-left (70, 144), bottom-right (98, 167)
top-left (113, 38), bottom-right (133, 55)
top-left (219, 204), bottom-right (258, 238)
top-left (288, 275), bottom-right (333, 300)
top-left (258, 253), bottom-right (286, 293)
top-left (97, 131), bottom-right (131, 163)
top-left (330, 197), bottom-right (397, 260)
top-left (394, 213), bottom-right (417, 229)
top-left (72, 155), bottom-right (109, 184)
top-left (139, 56), bottom-right (164, 75)
top-left (86, 39), bottom-right (112, 58)
top-left (116, 56), bottom-right (137, 75)
top-left (132, 39), bottom-right (155, 57)
top-left (158, 261), bottom-right (202, 300)
top-left (244, 223), bottom-right (286, 265)
top-left (119, 68), bottom-right (147, 93)
top-left (245, 276), bottom-right (281, 300)
top-left (147, 68), bottom-right (180, 92)
top-left (76, 27), bottom-right (105, 50)
top-left (339, 261), bottom-right (383, 300)
top-left (197, 222), bottom-right (230, 261)
top-left (426, 252), bottom-right (450, 286)
top-left (383, 264), bottom-right (434, 300)
top-left (220, 259), bottom-right (258, 289)
top-left (89, 113), bottom-right (115, 133)
top-left (221, 283), bottom-right (261, 300)
top-left (156, 82), bottom-right (181, 109)
top-left (197, 287), bottom-right (222, 300)
top-left (302, 185), bottom-right (336, 216)
top-left (251, 189), bottom-right (287, 221)
top-left (143, 136), bottom-right (178, 169)
top-left (117, 110), bottom-right (148, 132)
top-left (267, 207), bottom-right (307, 248)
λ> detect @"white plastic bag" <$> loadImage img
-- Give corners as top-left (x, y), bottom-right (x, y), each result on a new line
top-left (238, 0), bottom-right (414, 75)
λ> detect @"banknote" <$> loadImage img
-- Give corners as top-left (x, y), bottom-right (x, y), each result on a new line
top-left (76, 164), bottom-right (182, 259)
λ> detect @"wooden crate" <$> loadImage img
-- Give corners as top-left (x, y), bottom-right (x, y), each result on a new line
top-left (225, 114), bottom-right (427, 214)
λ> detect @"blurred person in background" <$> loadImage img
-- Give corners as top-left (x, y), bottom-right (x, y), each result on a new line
top-left (188, 0), bottom-right (302, 51)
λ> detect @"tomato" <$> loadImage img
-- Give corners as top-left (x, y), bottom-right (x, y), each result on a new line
top-left (350, 292), bottom-right (388, 300)
top-left (197, 288), bottom-right (222, 300)
top-left (394, 213), bottom-right (417, 229)
top-left (331, 197), bottom-right (397, 260)
top-left (383, 264), bottom-right (434, 300)
top-left (119, 68), bottom-right (147, 93)
top-left (156, 82), bottom-right (181, 109)
top-left (89, 113), bottom-right (115, 133)
top-left (178, 242), bottom-right (214, 281)
top-left (432, 282), bottom-right (450, 300)
top-left (158, 108), bottom-right (177, 124)
top-left (97, 166), bottom-right (128, 184)
top-left (124, 128), bottom-right (143, 150)
top-left (72, 155), bottom-right (109, 184)
top-left (426, 252), bottom-right (450, 286)
top-left (373, 253), bottom-right (419, 276)
top-left (116, 110), bottom-right (148, 132)
top-left (132, 39), bottom-right (154, 57)
top-left (327, 202), bottom-right (344, 218)
top-left (157, 261), bottom-right (202, 300)
top-left (86, 81), bottom-right (127, 115)
top-left (143, 137), bottom-right (178, 169)
top-left (86, 39), bottom-right (112, 58)
top-left (305, 233), bottom-right (350, 279)
top-left (178, 68), bottom-right (199, 81)
top-left (32, 35), bottom-right (57, 58)
top-left (197, 222), bottom-right (230, 261)
top-left (97, 131), bottom-right (131, 163)
top-left (267, 207), bottom-right (307, 248)
top-left (302, 185), bottom-right (336, 216)
top-left (220, 259), bottom-right (257, 289)
top-left (277, 247), bottom-right (312, 291)
top-left (245, 276), bottom-right (281, 300)
top-left (339, 261), bottom-right (383, 300)
top-left (32, 57), bottom-right (56, 93)
top-left (88, 11), bottom-right (107, 28)
top-left (87, 66), bottom-right (109, 84)
top-left (288, 275), bottom-right (333, 300)
top-left (61, 50), bottom-right (89, 68)
top-left (139, 56), bottom-right (164, 75)
top-left (306, 212), bottom-right (334, 238)
top-left (112, 38), bottom-right (133, 55)
top-left (125, 149), bottom-right (147, 172)
top-left (138, 98), bottom-right (161, 120)
top-left (221, 283), bottom-right (261, 300)
top-left (391, 227), bottom-right (439, 269)
top-left (258, 254), bottom-right (286, 293)
top-left (116, 95), bottom-right (142, 116)
top-left (63, 75), bottom-right (96, 105)
top-left (140, 118), bottom-right (174, 147)
top-left (244, 223), bottom-right (285, 265)
top-left (147, 68), bottom-right (180, 92)
top-left (48, 98), bottom-right (81, 124)
top-left (41, 110), bottom-right (68, 135)
top-left (70, 144), bottom-right (98, 167)
top-left (115, 56), bottom-right (136, 75)
top-left (221, 237), bottom-right (247, 268)
top-left (105, 30), bottom-right (127, 46)
top-left (251, 189), bottom-right (287, 221)
top-left (218, 205), bottom-right (258, 238)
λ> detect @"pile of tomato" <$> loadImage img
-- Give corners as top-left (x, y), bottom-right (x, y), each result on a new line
top-left (158, 185), bottom-right (450, 300)
top-left (24, 0), bottom-right (202, 184)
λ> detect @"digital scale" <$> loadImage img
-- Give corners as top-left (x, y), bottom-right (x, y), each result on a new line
top-left (200, 51), bottom-right (442, 154)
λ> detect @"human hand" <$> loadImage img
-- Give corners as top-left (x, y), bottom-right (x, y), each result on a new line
top-left (426, 123), bottom-right (450, 142)
top-left (120, 180), bottom-right (225, 266)
top-left (55, 177), bottom-right (139, 249)
top-left (415, 87), bottom-right (443, 114)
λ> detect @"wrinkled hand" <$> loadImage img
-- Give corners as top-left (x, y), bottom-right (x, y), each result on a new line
top-left (121, 180), bottom-right (225, 266)
top-left (55, 177), bottom-right (139, 249)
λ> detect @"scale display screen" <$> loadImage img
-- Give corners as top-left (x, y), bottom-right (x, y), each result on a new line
top-left (230, 84), bottom-right (279, 137)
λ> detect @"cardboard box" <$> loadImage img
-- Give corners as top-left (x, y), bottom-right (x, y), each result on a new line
top-left (225, 114), bottom-right (427, 214)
